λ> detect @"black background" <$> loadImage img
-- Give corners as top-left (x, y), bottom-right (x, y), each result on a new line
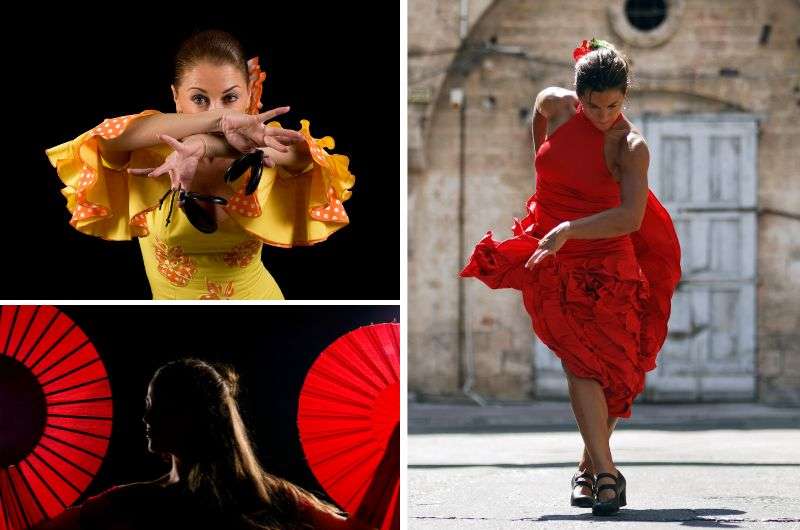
top-left (56, 305), bottom-right (400, 507)
top-left (5, 3), bottom-right (398, 300)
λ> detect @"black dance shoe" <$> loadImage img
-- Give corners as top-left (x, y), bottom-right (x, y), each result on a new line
top-left (570, 469), bottom-right (595, 508)
top-left (592, 470), bottom-right (626, 516)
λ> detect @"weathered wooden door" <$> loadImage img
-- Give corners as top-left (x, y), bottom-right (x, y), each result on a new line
top-left (534, 113), bottom-right (759, 402)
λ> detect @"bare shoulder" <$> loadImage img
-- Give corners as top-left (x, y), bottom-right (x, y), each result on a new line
top-left (534, 86), bottom-right (579, 119)
top-left (85, 479), bottom-right (167, 507)
top-left (612, 120), bottom-right (649, 164)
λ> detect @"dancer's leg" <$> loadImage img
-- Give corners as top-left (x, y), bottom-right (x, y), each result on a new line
top-left (578, 417), bottom-right (619, 473)
top-left (562, 361), bottom-right (618, 501)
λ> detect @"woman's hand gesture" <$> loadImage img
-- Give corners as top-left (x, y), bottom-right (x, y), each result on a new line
top-left (525, 222), bottom-right (571, 269)
top-left (219, 107), bottom-right (306, 158)
top-left (127, 134), bottom-right (204, 190)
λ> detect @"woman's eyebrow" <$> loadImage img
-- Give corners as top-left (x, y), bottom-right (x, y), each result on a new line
top-left (188, 85), bottom-right (240, 93)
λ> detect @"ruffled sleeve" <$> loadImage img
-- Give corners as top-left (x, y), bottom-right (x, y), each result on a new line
top-left (45, 110), bottom-right (173, 241)
top-left (224, 119), bottom-right (355, 247)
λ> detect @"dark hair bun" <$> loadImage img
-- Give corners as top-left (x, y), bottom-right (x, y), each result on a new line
top-left (573, 40), bottom-right (630, 97)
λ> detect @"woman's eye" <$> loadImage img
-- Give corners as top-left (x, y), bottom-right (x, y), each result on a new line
top-left (192, 95), bottom-right (208, 105)
top-left (224, 94), bottom-right (239, 103)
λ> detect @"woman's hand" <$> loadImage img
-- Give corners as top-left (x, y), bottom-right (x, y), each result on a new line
top-left (257, 131), bottom-right (312, 172)
top-left (525, 221), bottom-right (571, 269)
top-left (127, 134), bottom-right (205, 190)
top-left (219, 107), bottom-right (306, 158)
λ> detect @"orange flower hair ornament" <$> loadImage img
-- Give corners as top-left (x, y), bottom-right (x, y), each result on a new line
top-left (572, 38), bottom-right (612, 62)
top-left (247, 57), bottom-right (267, 115)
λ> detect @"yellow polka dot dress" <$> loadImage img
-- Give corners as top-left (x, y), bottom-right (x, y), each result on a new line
top-left (45, 111), bottom-right (355, 300)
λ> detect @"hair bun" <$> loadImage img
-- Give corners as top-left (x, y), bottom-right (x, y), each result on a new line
top-left (572, 37), bottom-right (616, 62)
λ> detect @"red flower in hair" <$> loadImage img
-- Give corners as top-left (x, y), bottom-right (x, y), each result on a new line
top-left (573, 38), bottom-right (612, 62)
top-left (247, 57), bottom-right (267, 115)
top-left (573, 39), bottom-right (593, 61)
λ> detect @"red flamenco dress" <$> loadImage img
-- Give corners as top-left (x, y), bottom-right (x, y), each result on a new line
top-left (460, 103), bottom-right (681, 418)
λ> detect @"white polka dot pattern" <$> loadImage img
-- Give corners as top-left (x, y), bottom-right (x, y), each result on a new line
top-left (92, 115), bottom-right (135, 140)
top-left (226, 190), bottom-right (261, 217)
top-left (310, 186), bottom-right (349, 224)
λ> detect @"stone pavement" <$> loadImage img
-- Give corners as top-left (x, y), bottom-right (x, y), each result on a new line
top-left (408, 400), bottom-right (800, 529)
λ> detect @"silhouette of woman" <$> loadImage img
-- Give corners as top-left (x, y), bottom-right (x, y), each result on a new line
top-left (32, 359), bottom-right (375, 530)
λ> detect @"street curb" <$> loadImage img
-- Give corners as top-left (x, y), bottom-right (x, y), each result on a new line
top-left (409, 400), bottom-right (800, 434)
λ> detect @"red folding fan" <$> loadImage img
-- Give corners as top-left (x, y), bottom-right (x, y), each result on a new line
top-left (0, 306), bottom-right (112, 530)
top-left (297, 322), bottom-right (400, 530)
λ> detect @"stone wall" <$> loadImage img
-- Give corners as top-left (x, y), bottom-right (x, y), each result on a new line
top-left (408, 0), bottom-right (800, 403)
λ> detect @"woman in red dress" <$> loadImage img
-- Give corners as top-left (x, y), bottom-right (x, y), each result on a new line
top-left (461, 39), bottom-right (681, 516)
top-left (32, 359), bottom-right (375, 530)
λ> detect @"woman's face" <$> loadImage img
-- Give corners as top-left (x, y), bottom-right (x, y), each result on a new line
top-left (579, 89), bottom-right (625, 132)
top-left (172, 61), bottom-right (250, 114)
top-left (143, 382), bottom-right (189, 455)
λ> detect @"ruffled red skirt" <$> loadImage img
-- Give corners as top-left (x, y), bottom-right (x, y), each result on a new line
top-left (461, 191), bottom-right (680, 418)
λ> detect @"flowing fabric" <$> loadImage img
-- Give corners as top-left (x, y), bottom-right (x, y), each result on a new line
top-left (45, 111), bottom-right (354, 300)
top-left (461, 103), bottom-right (681, 418)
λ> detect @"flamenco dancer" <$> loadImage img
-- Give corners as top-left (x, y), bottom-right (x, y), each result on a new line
top-left (45, 30), bottom-right (354, 300)
top-left (32, 359), bottom-right (376, 530)
top-left (461, 38), bottom-right (681, 515)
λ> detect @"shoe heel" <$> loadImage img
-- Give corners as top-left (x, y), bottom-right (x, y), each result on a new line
top-left (619, 486), bottom-right (626, 506)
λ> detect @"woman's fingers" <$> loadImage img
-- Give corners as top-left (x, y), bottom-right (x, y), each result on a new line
top-left (524, 245), bottom-right (555, 269)
top-left (256, 149), bottom-right (277, 168)
top-left (273, 135), bottom-right (301, 145)
top-left (147, 162), bottom-right (172, 178)
top-left (255, 106), bottom-right (291, 123)
top-left (128, 165), bottom-right (171, 180)
top-left (262, 136), bottom-right (290, 153)
top-left (533, 248), bottom-right (552, 265)
top-left (158, 133), bottom-right (184, 151)
top-left (265, 127), bottom-right (304, 143)
top-left (127, 167), bottom-right (156, 176)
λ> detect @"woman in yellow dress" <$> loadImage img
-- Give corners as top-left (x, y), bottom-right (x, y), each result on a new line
top-left (45, 29), bottom-right (355, 300)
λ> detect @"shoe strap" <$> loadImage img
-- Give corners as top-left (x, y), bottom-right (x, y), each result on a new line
top-left (594, 472), bottom-right (618, 482)
top-left (595, 483), bottom-right (618, 493)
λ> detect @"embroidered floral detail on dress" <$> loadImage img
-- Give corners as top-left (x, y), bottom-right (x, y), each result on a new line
top-left (199, 279), bottom-right (235, 300)
top-left (154, 238), bottom-right (197, 287)
top-left (223, 240), bottom-right (262, 268)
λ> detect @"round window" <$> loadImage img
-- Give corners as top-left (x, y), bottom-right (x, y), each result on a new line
top-left (609, 0), bottom-right (683, 48)
top-left (625, 0), bottom-right (667, 31)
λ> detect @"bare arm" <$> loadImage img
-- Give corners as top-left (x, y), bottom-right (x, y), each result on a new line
top-left (525, 136), bottom-right (649, 268)
top-left (565, 137), bottom-right (649, 238)
top-left (185, 133), bottom-right (240, 160)
top-left (187, 131), bottom-right (312, 173)
top-left (99, 110), bottom-right (229, 152)
top-left (532, 87), bottom-right (578, 153)
top-left (531, 108), bottom-right (547, 154)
